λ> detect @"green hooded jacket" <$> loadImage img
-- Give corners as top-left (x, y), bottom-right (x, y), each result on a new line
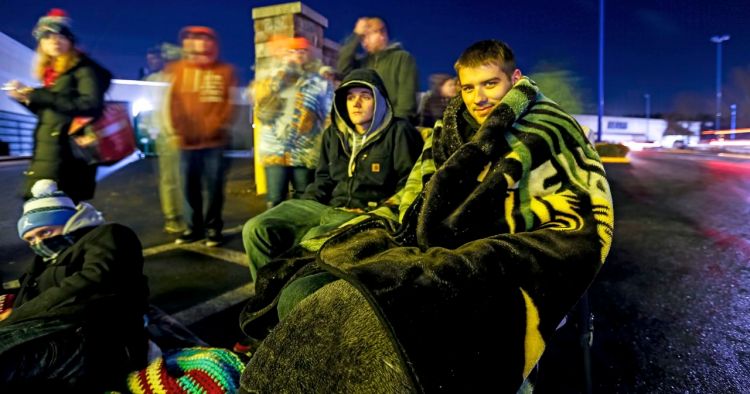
top-left (337, 34), bottom-right (419, 123)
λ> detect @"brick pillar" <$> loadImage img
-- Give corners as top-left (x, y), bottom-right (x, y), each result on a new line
top-left (322, 38), bottom-right (341, 68)
top-left (250, 2), bottom-right (336, 195)
top-left (252, 2), bottom-right (331, 78)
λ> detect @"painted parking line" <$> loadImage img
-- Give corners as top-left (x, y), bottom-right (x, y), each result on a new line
top-left (142, 242), bottom-right (183, 257)
top-left (142, 242), bottom-right (248, 267)
top-left (181, 242), bottom-right (249, 267)
top-left (142, 225), bottom-right (253, 325)
top-left (142, 225), bottom-right (246, 264)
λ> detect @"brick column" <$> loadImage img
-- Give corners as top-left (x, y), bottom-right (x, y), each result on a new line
top-left (252, 2), bottom-right (332, 77)
top-left (250, 2), bottom-right (336, 195)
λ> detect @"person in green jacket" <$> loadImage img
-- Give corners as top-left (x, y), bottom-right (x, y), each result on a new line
top-left (5, 9), bottom-right (112, 203)
top-left (337, 17), bottom-right (419, 124)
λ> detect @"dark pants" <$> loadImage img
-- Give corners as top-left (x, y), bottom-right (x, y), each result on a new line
top-left (264, 165), bottom-right (314, 208)
top-left (181, 147), bottom-right (227, 233)
top-left (0, 319), bottom-right (142, 391)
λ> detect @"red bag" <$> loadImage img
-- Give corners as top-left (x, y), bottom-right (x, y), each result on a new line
top-left (68, 102), bottom-right (136, 165)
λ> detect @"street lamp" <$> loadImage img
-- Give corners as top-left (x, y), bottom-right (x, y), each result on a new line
top-left (710, 34), bottom-right (730, 131)
top-left (597, 0), bottom-right (605, 142)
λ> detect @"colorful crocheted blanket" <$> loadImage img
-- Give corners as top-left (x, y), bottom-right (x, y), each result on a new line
top-left (127, 347), bottom-right (244, 394)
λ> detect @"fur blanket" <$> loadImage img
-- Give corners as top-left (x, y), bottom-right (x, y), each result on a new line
top-left (241, 77), bottom-right (614, 392)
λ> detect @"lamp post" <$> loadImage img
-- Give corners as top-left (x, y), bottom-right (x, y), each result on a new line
top-left (644, 93), bottom-right (651, 139)
top-left (710, 35), bottom-right (730, 131)
top-left (597, 0), bottom-right (605, 142)
top-left (730, 104), bottom-right (737, 139)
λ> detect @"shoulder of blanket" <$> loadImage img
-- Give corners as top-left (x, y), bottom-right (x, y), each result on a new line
top-left (522, 96), bottom-right (586, 135)
top-left (422, 123), bottom-right (435, 149)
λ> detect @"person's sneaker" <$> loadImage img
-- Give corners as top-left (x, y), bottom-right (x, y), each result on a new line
top-left (164, 218), bottom-right (187, 234)
top-left (175, 229), bottom-right (203, 244)
top-left (205, 229), bottom-right (224, 247)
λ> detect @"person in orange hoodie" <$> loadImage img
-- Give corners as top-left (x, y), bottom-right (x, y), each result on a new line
top-left (165, 26), bottom-right (237, 246)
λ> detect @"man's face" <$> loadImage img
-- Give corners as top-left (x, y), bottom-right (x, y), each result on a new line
top-left (362, 20), bottom-right (387, 53)
top-left (183, 33), bottom-right (217, 62)
top-left (346, 87), bottom-right (375, 132)
top-left (146, 53), bottom-right (164, 72)
top-left (22, 225), bottom-right (64, 245)
top-left (440, 78), bottom-right (458, 98)
top-left (284, 48), bottom-right (309, 66)
top-left (458, 63), bottom-right (521, 125)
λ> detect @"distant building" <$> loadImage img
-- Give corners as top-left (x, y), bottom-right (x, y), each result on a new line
top-left (575, 114), bottom-right (701, 148)
top-left (0, 31), bottom-right (35, 114)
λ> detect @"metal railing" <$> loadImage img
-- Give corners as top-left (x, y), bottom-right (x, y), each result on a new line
top-left (0, 110), bottom-right (35, 157)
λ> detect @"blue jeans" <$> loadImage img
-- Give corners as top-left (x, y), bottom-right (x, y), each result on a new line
top-left (264, 166), bottom-right (314, 207)
top-left (181, 147), bottom-right (227, 232)
top-left (242, 199), bottom-right (358, 281)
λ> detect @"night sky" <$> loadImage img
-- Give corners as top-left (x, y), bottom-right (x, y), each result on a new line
top-left (1, 0), bottom-right (749, 118)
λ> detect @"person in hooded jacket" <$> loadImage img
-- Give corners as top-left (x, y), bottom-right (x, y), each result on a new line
top-left (5, 9), bottom-right (112, 204)
top-left (0, 180), bottom-right (149, 392)
top-left (241, 69), bottom-right (423, 283)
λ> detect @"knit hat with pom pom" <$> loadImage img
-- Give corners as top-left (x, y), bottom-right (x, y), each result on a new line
top-left (18, 179), bottom-right (77, 238)
top-left (32, 8), bottom-right (75, 42)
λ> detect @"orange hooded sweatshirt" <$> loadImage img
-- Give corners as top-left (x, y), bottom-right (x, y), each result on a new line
top-left (166, 60), bottom-right (237, 149)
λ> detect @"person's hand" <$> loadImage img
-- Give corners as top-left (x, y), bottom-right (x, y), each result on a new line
top-left (3, 80), bottom-right (23, 91)
top-left (9, 89), bottom-right (31, 104)
top-left (354, 17), bottom-right (369, 36)
top-left (4, 80), bottom-right (31, 103)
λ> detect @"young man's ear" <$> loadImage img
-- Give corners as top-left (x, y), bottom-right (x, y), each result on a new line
top-left (511, 69), bottom-right (522, 85)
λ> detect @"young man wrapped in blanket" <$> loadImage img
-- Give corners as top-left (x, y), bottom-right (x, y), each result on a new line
top-left (239, 39), bottom-right (614, 393)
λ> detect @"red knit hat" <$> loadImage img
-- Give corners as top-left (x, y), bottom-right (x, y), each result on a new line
top-left (32, 8), bottom-right (75, 41)
top-left (179, 26), bottom-right (218, 41)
